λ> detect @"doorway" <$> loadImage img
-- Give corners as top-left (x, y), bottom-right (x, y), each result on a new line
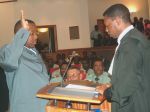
top-left (36, 25), bottom-right (58, 53)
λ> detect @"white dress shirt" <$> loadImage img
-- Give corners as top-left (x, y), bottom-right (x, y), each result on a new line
top-left (108, 25), bottom-right (134, 75)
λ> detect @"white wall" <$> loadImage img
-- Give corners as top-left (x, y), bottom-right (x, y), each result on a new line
top-left (88, 0), bottom-right (149, 32)
top-left (0, 0), bottom-right (91, 49)
top-left (0, 2), bottom-right (15, 46)
top-left (148, 0), bottom-right (150, 18)
top-left (0, 0), bottom-right (149, 48)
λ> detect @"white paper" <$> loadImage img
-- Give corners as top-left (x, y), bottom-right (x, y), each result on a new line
top-left (65, 84), bottom-right (96, 92)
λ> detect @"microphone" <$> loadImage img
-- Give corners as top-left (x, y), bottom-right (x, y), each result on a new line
top-left (60, 51), bottom-right (78, 87)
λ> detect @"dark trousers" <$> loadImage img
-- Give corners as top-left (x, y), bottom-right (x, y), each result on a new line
top-left (0, 67), bottom-right (9, 112)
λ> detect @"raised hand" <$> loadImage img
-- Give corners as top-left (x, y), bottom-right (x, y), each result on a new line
top-left (21, 10), bottom-right (29, 30)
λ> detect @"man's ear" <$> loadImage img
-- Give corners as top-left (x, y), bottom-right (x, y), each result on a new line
top-left (114, 16), bottom-right (124, 32)
top-left (115, 16), bottom-right (122, 26)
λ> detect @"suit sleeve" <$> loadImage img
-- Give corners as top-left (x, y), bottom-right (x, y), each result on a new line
top-left (0, 28), bottom-right (30, 71)
top-left (104, 87), bottom-right (112, 102)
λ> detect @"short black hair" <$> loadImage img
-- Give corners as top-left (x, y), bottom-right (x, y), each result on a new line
top-left (103, 4), bottom-right (131, 23)
top-left (14, 19), bottom-right (35, 34)
top-left (92, 57), bottom-right (104, 68)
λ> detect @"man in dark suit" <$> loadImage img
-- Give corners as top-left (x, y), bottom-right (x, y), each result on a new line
top-left (0, 67), bottom-right (9, 112)
top-left (96, 4), bottom-right (150, 112)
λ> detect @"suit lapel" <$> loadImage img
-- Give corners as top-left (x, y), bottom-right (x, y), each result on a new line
top-left (111, 29), bottom-right (133, 82)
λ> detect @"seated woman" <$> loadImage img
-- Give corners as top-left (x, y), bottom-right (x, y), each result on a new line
top-left (86, 58), bottom-right (111, 84)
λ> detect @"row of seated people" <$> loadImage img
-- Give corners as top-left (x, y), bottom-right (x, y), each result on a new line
top-left (48, 57), bottom-right (111, 85)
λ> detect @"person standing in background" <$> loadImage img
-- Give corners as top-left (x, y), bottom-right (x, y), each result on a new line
top-left (91, 25), bottom-right (102, 47)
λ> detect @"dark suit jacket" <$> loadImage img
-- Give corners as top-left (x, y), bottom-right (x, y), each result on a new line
top-left (0, 67), bottom-right (9, 112)
top-left (110, 28), bottom-right (150, 112)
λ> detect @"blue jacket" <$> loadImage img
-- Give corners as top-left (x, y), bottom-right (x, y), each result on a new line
top-left (0, 28), bottom-right (49, 112)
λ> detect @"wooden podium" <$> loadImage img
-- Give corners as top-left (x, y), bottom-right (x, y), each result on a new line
top-left (37, 80), bottom-right (111, 112)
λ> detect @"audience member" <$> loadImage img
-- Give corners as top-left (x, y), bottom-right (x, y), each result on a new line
top-left (132, 16), bottom-right (139, 28)
top-left (54, 56), bottom-right (65, 68)
top-left (144, 19), bottom-right (150, 39)
top-left (82, 51), bottom-right (88, 60)
top-left (102, 57), bottom-right (111, 72)
top-left (87, 51), bottom-right (97, 68)
top-left (80, 58), bottom-right (94, 76)
top-left (47, 58), bottom-right (55, 74)
top-left (137, 17), bottom-right (144, 32)
top-left (50, 62), bottom-right (68, 83)
top-left (87, 58), bottom-right (111, 84)
top-left (67, 67), bottom-right (81, 81)
top-left (144, 19), bottom-right (150, 30)
top-left (71, 55), bottom-right (82, 69)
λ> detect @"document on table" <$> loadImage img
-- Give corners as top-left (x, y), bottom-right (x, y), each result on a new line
top-left (65, 84), bottom-right (96, 92)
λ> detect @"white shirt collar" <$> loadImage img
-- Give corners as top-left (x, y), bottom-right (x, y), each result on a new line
top-left (24, 46), bottom-right (37, 55)
top-left (117, 25), bottom-right (134, 45)
top-left (108, 25), bottom-right (134, 75)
